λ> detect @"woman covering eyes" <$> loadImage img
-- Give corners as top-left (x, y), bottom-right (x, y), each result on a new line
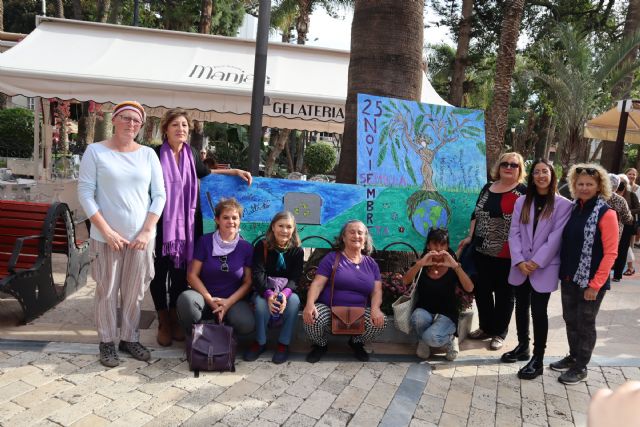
top-left (176, 198), bottom-right (255, 336)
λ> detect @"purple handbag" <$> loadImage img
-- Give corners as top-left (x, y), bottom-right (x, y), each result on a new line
top-left (186, 321), bottom-right (237, 376)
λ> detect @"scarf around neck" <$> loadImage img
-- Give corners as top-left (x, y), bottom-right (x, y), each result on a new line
top-left (573, 196), bottom-right (607, 288)
top-left (160, 141), bottom-right (197, 268)
top-left (211, 230), bottom-right (241, 256)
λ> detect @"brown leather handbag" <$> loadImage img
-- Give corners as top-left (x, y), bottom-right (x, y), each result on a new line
top-left (329, 253), bottom-right (366, 335)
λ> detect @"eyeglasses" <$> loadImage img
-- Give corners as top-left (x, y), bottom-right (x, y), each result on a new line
top-left (576, 167), bottom-right (597, 176)
top-left (117, 115), bottom-right (143, 126)
top-left (533, 169), bottom-right (551, 176)
top-left (219, 255), bottom-right (229, 272)
top-left (500, 162), bottom-right (520, 169)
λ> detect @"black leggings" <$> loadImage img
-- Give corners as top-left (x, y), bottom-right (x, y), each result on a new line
top-left (473, 251), bottom-right (514, 339)
top-left (149, 255), bottom-right (188, 311)
top-left (512, 279), bottom-right (551, 357)
top-left (613, 225), bottom-right (634, 279)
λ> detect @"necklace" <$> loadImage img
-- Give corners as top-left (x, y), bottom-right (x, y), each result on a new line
top-left (342, 251), bottom-right (362, 269)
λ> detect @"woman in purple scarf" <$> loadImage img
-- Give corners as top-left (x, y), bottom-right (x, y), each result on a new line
top-left (151, 109), bottom-right (251, 347)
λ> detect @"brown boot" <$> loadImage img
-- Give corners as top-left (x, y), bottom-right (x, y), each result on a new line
top-left (170, 308), bottom-right (185, 342)
top-left (156, 310), bottom-right (172, 347)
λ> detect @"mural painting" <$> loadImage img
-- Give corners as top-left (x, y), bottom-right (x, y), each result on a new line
top-left (200, 93), bottom-right (487, 252)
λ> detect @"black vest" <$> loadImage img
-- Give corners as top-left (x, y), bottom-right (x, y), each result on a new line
top-left (559, 197), bottom-right (611, 290)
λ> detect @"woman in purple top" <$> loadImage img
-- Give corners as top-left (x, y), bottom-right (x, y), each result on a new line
top-left (176, 198), bottom-right (255, 335)
top-left (505, 159), bottom-right (572, 379)
top-left (303, 220), bottom-right (387, 363)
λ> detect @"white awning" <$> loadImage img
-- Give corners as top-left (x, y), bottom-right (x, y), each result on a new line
top-left (0, 17), bottom-right (450, 133)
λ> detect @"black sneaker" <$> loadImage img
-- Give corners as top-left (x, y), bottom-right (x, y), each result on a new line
top-left (118, 340), bottom-right (151, 362)
top-left (99, 342), bottom-right (120, 368)
top-left (243, 341), bottom-right (266, 362)
top-left (348, 339), bottom-right (369, 362)
top-left (306, 345), bottom-right (328, 363)
top-left (272, 343), bottom-right (289, 364)
top-left (558, 366), bottom-right (588, 385)
top-left (549, 355), bottom-right (576, 372)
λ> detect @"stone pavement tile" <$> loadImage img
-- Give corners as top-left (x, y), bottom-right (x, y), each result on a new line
top-left (137, 358), bottom-right (184, 379)
top-left (98, 360), bottom-right (148, 383)
top-left (409, 418), bottom-right (438, 427)
top-left (258, 394), bottom-right (304, 424)
top-left (93, 389), bottom-right (152, 421)
top-left (495, 403), bottom-right (522, 427)
top-left (449, 375), bottom-right (474, 395)
top-left (364, 379), bottom-right (398, 409)
top-left (585, 367), bottom-right (606, 386)
top-left (331, 385), bottom-right (368, 414)
top-left (564, 379), bottom-right (588, 395)
top-left (319, 371), bottom-right (352, 395)
top-left (0, 400), bottom-right (25, 422)
top-left (306, 360), bottom-right (340, 379)
top-left (621, 367), bottom-right (640, 380)
top-left (442, 389), bottom-right (472, 419)
top-left (109, 409), bottom-right (154, 426)
top-left (571, 410), bottom-right (587, 427)
top-left (182, 401), bottom-right (232, 427)
top-left (135, 371), bottom-right (185, 395)
top-left (423, 373), bottom-right (451, 399)
top-left (496, 381), bottom-right (520, 408)
top-left (250, 374), bottom-right (293, 403)
top-left (215, 379), bottom-right (261, 407)
top-left (57, 375), bottom-right (114, 404)
top-left (431, 366), bottom-right (456, 378)
top-left (545, 394), bottom-right (572, 423)
top-left (542, 373), bottom-right (568, 399)
top-left (333, 361), bottom-right (364, 379)
top-left (1, 350), bottom-right (41, 368)
top-left (0, 379), bottom-right (35, 403)
top-left (379, 363), bottom-right (410, 386)
top-left (498, 363), bottom-right (519, 378)
top-left (176, 383), bottom-right (224, 411)
top-left (566, 389), bottom-right (590, 414)
top-left (521, 378), bottom-right (545, 402)
top-left (5, 397), bottom-right (70, 426)
top-left (49, 392), bottom-right (111, 426)
top-left (169, 360), bottom-right (191, 373)
top-left (62, 362), bottom-right (107, 386)
top-left (30, 418), bottom-right (61, 427)
top-left (204, 371), bottom-right (246, 387)
top-left (246, 419), bottom-right (278, 427)
top-left (0, 364), bottom-right (41, 387)
top-left (316, 407), bottom-right (351, 426)
top-left (94, 378), bottom-right (140, 399)
top-left (244, 363), bottom-right (278, 385)
top-left (601, 367), bottom-right (626, 386)
top-left (67, 354), bottom-right (97, 368)
top-left (21, 367), bottom-right (67, 387)
top-left (548, 416), bottom-right (576, 427)
top-left (287, 373), bottom-right (324, 399)
top-left (348, 366), bottom-right (380, 391)
top-left (349, 402), bottom-right (385, 427)
top-left (437, 412), bottom-right (467, 427)
top-left (69, 413), bottom-right (110, 427)
top-left (453, 365), bottom-right (477, 379)
top-left (136, 386), bottom-right (189, 417)
top-left (471, 385), bottom-right (497, 413)
top-left (413, 394), bottom-right (444, 423)
top-left (587, 384), bottom-right (607, 397)
top-left (474, 366), bottom-right (499, 390)
top-left (282, 412), bottom-right (317, 427)
top-left (221, 397), bottom-right (269, 425)
top-left (171, 373), bottom-right (211, 393)
top-left (521, 398), bottom-right (548, 426)
top-left (143, 405), bottom-right (194, 427)
top-left (467, 407), bottom-right (495, 427)
top-left (296, 389), bottom-right (336, 419)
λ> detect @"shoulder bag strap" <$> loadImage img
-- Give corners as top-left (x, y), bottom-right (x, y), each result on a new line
top-left (407, 266), bottom-right (423, 295)
top-left (263, 240), bottom-right (268, 265)
top-left (329, 252), bottom-right (341, 307)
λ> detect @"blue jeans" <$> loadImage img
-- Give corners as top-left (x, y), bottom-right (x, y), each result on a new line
top-left (411, 308), bottom-right (456, 347)
top-left (254, 293), bottom-right (300, 346)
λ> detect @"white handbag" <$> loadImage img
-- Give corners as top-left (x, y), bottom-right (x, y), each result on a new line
top-left (392, 267), bottom-right (422, 334)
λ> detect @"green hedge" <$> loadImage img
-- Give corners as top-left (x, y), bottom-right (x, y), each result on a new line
top-left (0, 108), bottom-right (34, 158)
top-left (304, 142), bottom-right (337, 175)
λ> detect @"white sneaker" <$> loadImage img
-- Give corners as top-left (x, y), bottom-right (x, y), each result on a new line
top-left (416, 341), bottom-right (430, 359)
top-left (445, 337), bottom-right (459, 361)
top-left (490, 336), bottom-right (504, 350)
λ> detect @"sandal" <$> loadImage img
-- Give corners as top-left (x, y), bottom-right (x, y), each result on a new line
top-left (118, 340), bottom-right (151, 361)
top-left (624, 268), bottom-right (635, 276)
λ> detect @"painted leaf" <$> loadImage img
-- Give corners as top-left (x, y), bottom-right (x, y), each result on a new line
top-left (405, 156), bottom-right (418, 185)
top-left (452, 108), bottom-right (474, 115)
top-left (377, 144), bottom-right (387, 167)
top-left (414, 115), bottom-right (425, 135)
top-left (391, 143), bottom-right (400, 169)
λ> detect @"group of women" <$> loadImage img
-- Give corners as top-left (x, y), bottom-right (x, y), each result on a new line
top-left (78, 101), bottom-right (621, 383)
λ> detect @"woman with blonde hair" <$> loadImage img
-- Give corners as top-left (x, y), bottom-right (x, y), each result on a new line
top-left (552, 163), bottom-right (617, 385)
top-left (458, 152), bottom-right (527, 350)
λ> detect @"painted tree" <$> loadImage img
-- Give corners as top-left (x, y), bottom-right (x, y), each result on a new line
top-left (484, 0), bottom-right (525, 171)
top-left (336, 0), bottom-right (424, 184)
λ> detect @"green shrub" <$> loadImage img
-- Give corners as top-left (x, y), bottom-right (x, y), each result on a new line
top-left (0, 108), bottom-right (34, 158)
top-left (304, 142), bottom-right (337, 175)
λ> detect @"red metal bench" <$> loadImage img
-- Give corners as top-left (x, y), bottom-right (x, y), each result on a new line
top-left (0, 200), bottom-right (90, 322)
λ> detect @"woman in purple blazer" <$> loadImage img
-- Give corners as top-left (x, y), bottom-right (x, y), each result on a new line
top-left (504, 159), bottom-right (572, 380)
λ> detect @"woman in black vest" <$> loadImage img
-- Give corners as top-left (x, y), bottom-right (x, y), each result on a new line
top-left (553, 163), bottom-right (618, 385)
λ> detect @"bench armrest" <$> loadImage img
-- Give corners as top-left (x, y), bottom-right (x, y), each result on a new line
top-left (8, 234), bottom-right (44, 271)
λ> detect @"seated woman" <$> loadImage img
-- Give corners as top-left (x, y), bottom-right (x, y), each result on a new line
top-left (177, 198), bottom-right (255, 335)
top-left (403, 228), bottom-right (474, 361)
top-left (244, 211), bottom-right (304, 364)
top-left (302, 220), bottom-right (387, 363)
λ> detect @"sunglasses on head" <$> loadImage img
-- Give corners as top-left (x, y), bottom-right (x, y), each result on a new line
top-left (219, 255), bottom-right (229, 272)
top-left (500, 162), bottom-right (520, 169)
top-left (576, 167), bottom-right (597, 176)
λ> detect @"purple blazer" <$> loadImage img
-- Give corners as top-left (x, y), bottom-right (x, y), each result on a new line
top-left (508, 194), bottom-right (573, 292)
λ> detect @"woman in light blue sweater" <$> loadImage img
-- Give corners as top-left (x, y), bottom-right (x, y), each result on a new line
top-left (78, 101), bottom-right (166, 368)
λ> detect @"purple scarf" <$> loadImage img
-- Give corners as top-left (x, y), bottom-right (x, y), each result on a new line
top-left (160, 140), bottom-right (197, 268)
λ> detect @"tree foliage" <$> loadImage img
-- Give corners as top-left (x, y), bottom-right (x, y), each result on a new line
top-left (0, 108), bottom-right (34, 158)
top-left (304, 141), bottom-right (337, 175)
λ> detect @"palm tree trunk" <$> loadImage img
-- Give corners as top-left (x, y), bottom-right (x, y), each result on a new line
top-left (0, 0), bottom-right (5, 32)
top-left (612, 0), bottom-right (640, 99)
top-left (200, 0), bottom-right (213, 34)
top-left (107, 0), bottom-right (122, 24)
top-left (97, 0), bottom-right (111, 23)
top-left (56, 0), bottom-right (64, 18)
top-left (296, 0), bottom-right (312, 44)
top-left (72, 0), bottom-right (83, 20)
top-left (449, 0), bottom-right (473, 106)
top-left (336, 0), bottom-right (424, 184)
top-left (484, 0), bottom-right (525, 172)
